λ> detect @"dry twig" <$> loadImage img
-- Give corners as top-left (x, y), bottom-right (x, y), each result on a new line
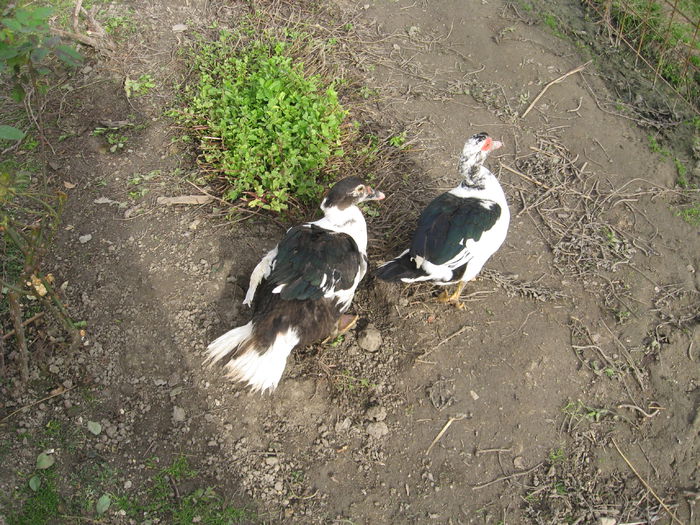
top-left (472, 462), bottom-right (543, 490)
top-left (0, 385), bottom-right (77, 424)
top-left (521, 61), bottom-right (591, 118)
top-left (612, 438), bottom-right (684, 525)
top-left (426, 414), bottom-right (467, 455)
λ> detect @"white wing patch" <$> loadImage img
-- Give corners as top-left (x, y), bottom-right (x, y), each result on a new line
top-left (243, 246), bottom-right (278, 306)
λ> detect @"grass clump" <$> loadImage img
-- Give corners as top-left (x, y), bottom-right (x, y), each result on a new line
top-left (116, 455), bottom-right (252, 523)
top-left (178, 31), bottom-right (346, 212)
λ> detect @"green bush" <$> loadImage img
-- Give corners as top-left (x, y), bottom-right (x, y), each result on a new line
top-left (179, 32), bottom-right (346, 212)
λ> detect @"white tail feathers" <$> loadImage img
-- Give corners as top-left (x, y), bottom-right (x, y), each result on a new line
top-left (205, 322), bottom-right (299, 393)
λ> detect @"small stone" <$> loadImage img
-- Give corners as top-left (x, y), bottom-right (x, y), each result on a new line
top-left (123, 480), bottom-right (132, 490)
top-left (78, 234), bottom-right (92, 244)
top-left (172, 23), bottom-right (187, 32)
top-left (49, 364), bottom-right (60, 374)
top-left (599, 518), bottom-right (616, 525)
top-left (335, 417), bottom-right (352, 432)
top-left (513, 456), bottom-right (526, 469)
top-left (367, 421), bottom-right (389, 439)
top-left (172, 406), bottom-right (186, 423)
top-left (265, 456), bottom-right (279, 466)
top-left (358, 325), bottom-right (382, 352)
top-left (469, 390), bottom-right (479, 401)
top-left (365, 406), bottom-right (387, 422)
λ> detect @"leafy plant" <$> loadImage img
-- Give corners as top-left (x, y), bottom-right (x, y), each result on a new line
top-left (125, 73), bottom-right (155, 97)
top-left (1, 168), bottom-right (78, 383)
top-left (388, 131), bottom-right (407, 148)
top-left (0, 5), bottom-right (81, 140)
top-left (176, 31), bottom-right (346, 212)
top-left (7, 470), bottom-right (60, 525)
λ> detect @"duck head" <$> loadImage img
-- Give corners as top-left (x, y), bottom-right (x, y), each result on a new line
top-left (458, 132), bottom-right (503, 188)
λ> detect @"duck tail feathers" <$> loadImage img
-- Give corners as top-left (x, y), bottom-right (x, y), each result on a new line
top-left (375, 251), bottom-right (429, 282)
top-left (205, 322), bottom-right (299, 393)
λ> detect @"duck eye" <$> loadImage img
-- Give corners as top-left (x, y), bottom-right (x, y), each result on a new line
top-left (355, 185), bottom-right (364, 195)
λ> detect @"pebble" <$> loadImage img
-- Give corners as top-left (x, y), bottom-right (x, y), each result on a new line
top-left (335, 417), bottom-right (352, 432)
top-left (367, 421), bottom-right (389, 439)
top-left (358, 325), bottom-right (382, 352)
top-left (513, 456), bottom-right (526, 469)
top-left (172, 406), bottom-right (186, 423)
top-left (78, 234), bottom-right (92, 244)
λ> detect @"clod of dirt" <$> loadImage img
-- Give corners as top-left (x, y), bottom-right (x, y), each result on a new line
top-left (428, 379), bottom-right (455, 410)
top-left (172, 406), bottom-right (186, 423)
top-left (357, 325), bottom-right (382, 352)
top-left (367, 421), bottom-right (389, 439)
top-left (364, 405), bottom-right (387, 422)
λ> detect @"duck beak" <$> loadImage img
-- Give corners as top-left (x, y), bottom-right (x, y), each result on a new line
top-left (364, 185), bottom-right (385, 201)
top-left (481, 137), bottom-right (503, 152)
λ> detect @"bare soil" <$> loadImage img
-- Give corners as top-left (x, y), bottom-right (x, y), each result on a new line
top-left (1, 0), bottom-right (699, 524)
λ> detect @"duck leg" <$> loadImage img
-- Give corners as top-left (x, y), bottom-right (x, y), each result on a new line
top-left (322, 314), bottom-right (359, 344)
top-left (437, 281), bottom-right (466, 309)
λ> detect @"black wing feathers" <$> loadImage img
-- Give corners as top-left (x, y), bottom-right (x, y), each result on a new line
top-left (411, 194), bottom-right (501, 265)
top-left (267, 225), bottom-right (362, 301)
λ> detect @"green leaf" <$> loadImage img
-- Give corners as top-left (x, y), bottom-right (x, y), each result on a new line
top-left (30, 46), bottom-right (50, 63)
top-left (0, 125), bottom-right (25, 140)
top-left (1, 18), bottom-right (23, 32)
top-left (29, 475), bottom-right (41, 491)
top-left (54, 45), bottom-right (82, 67)
top-left (29, 7), bottom-right (54, 22)
top-left (36, 452), bottom-right (55, 470)
top-left (10, 83), bottom-right (25, 102)
top-left (95, 494), bottom-right (111, 515)
top-left (87, 421), bottom-right (102, 435)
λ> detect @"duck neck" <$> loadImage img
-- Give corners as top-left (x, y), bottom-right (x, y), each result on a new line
top-left (314, 205), bottom-right (368, 252)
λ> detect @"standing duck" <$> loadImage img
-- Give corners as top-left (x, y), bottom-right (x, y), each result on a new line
top-left (206, 177), bottom-right (385, 392)
top-left (375, 132), bottom-right (509, 309)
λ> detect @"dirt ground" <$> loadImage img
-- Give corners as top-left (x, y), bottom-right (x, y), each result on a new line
top-left (1, 0), bottom-right (699, 523)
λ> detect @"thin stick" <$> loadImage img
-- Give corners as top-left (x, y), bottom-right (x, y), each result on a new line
top-left (500, 162), bottom-right (552, 190)
top-left (611, 438), bottom-right (684, 525)
top-left (72, 0), bottom-right (83, 33)
top-left (7, 291), bottom-right (28, 383)
top-left (521, 61), bottom-right (592, 118)
top-left (476, 447), bottom-right (513, 456)
top-left (2, 312), bottom-right (45, 341)
top-left (426, 415), bottom-right (466, 455)
top-left (420, 325), bottom-right (472, 359)
top-left (0, 385), bottom-right (76, 424)
top-left (617, 403), bottom-right (662, 418)
top-left (51, 28), bottom-right (112, 50)
top-left (472, 462), bottom-right (543, 490)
